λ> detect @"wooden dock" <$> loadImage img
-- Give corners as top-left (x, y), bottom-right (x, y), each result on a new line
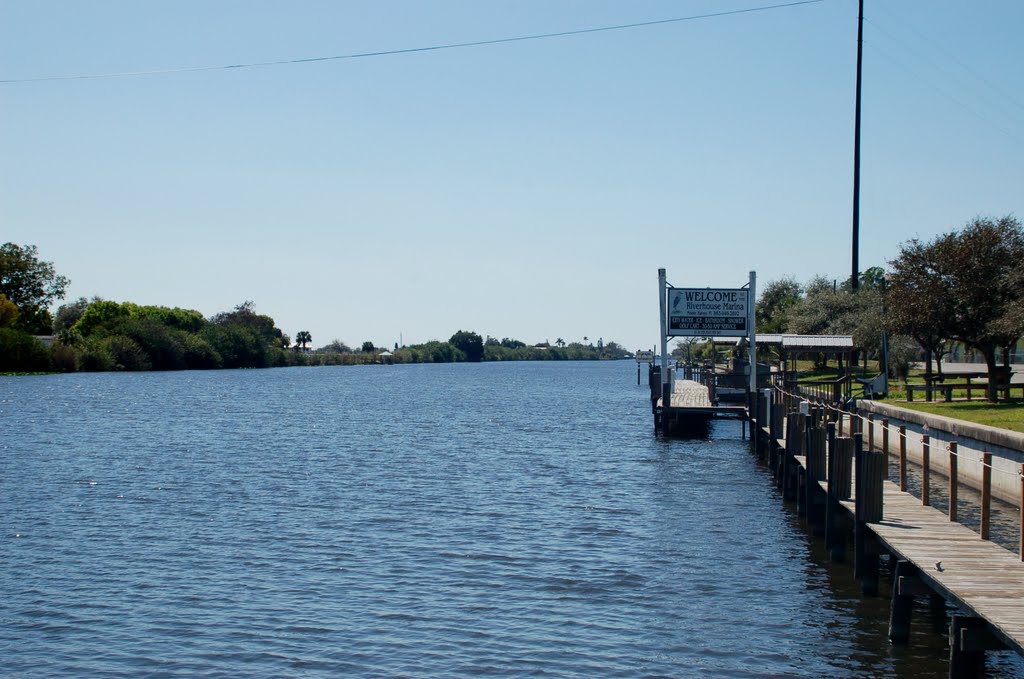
top-left (755, 392), bottom-right (1024, 677)
top-left (653, 378), bottom-right (747, 436)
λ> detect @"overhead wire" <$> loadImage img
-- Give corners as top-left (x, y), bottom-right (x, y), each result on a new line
top-left (866, 4), bottom-right (1024, 115)
top-left (0, 0), bottom-right (826, 85)
top-left (859, 14), bottom-right (1022, 145)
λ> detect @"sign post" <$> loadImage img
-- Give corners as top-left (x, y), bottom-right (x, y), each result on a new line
top-left (748, 270), bottom-right (757, 401)
top-left (658, 268), bottom-right (670, 411)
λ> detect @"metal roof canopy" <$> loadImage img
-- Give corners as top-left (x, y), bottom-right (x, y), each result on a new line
top-left (756, 334), bottom-right (855, 353)
top-left (782, 335), bottom-right (854, 352)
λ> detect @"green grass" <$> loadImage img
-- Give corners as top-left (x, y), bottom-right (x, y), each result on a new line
top-left (894, 400), bottom-right (1024, 433)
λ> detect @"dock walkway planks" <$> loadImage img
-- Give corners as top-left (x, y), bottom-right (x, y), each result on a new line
top-left (872, 481), bottom-right (1024, 654)
top-left (668, 379), bottom-right (713, 409)
top-left (795, 451), bottom-right (1024, 656)
top-left (657, 379), bottom-right (746, 415)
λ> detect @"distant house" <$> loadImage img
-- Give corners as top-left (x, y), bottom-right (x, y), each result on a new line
top-left (378, 350), bottom-right (394, 365)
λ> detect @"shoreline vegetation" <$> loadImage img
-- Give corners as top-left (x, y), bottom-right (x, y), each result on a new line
top-left (1, 299), bottom-right (632, 375)
top-left (0, 242), bottom-right (630, 375)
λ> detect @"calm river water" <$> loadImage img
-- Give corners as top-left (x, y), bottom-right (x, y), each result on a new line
top-left (2, 361), bottom-right (1020, 677)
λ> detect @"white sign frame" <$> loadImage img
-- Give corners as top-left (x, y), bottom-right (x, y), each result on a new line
top-left (666, 287), bottom-right (749, 337)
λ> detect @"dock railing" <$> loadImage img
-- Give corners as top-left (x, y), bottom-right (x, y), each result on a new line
top-left (764, 383), bottom-right (1024, 562)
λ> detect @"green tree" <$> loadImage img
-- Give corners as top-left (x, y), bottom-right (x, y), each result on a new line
top-left (0, 294), bottom-right (19, 328)
top-left (0, 243), bottom-right (69, 334)
top-left (887, 239), bottom-right (956, 389)
top-left (756, 277), bottom-right (802, 333)
top-left (53, 296), bottom-right (91, 334)
top-left (934, 216), bottom-right (1024, 401)
top-left (319, 339), bottom-right (351, 353)
top-left (449, 330), bottom-right (484, 362)
top-left (860, 266), bottom-right (887, 290)
top-left (0, 328), bottom-right (51, 371)
top-left (361, 341), bottom-right (376, 353)
top-left (210, 301), bottom-right (287, 349)
top-left (787, 275), bottom-right (884, 370)
top-left (295, 330), bottom-right (312, 350)
top-left (72, 300), bottom-right (134, 336)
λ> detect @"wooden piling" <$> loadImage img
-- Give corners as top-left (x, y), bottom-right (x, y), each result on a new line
top-left (949, 442), bottom-right (958, 523)
top-left (899, 425), bottom-right (907, 492)
top-left (881, 418), bottom-right (889, 460)
top-left (888, 560), bottom-right (918, 644)
top-left (949, 616), bottom-right (987, 678)
top-left (854, 432), bottom-right (883, 596)
top-left (981, 452), bottom-right (992, 541)
top-left (832, 436), bottom-right (853, 502)
top-left (825, 422), bottom-right (839, 558)
top-left (867, 413), bottom-right (874, 452)
top-left (807, 425), bottom-right (827, 536)
top-left (827, 434), bottom-right (853, 563)
top-left (922, 435), bottom-right (931, 506)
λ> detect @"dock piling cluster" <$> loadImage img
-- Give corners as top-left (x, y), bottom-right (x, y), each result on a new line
top-left (750, 386), bottom-right (1024, 678)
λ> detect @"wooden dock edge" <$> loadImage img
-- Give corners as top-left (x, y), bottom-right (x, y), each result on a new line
top-left (751, 393), bottom-right (1024, 678)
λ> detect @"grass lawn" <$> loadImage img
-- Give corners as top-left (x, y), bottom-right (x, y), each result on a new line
top-left (893, 400), bottom-right (1024, 433)
top-left (777, 358), bottom-right (1023, 432)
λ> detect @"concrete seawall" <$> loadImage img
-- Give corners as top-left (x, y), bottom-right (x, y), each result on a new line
top-left (858, 400), bottom-right (1024, 506)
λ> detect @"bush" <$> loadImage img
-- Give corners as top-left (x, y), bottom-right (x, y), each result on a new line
top-left (79, 340), bottom-right (116, 372)
top-left (0, 329), bottom-right (51, 372)
top-left (181, 334), bottom-right (222, 369)
top-left (50, 343), bottom-right (80, 372)
top-left (103, 335), bottom-right (151, 371)
top-left (202, 324), bottom-right (264, 369)
top-left (114, 317), bottom-right (186, 370)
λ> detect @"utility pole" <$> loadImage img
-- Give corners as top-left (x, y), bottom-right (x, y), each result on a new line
top-left (851, 0), bottom-right (864, 292)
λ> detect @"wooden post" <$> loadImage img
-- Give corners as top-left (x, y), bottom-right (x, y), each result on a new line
top-left (854, 432), bottom-right (883, 596)
top-left (808, 425), bottom-right (827, 537)
top-left (833, 437), bottom-right (853, 501)
top-left (981, 452), bottom-right (992, 541)
top-left (769, 390), bottom-right (780, 472)
top-left (868, 413), bottom-right (875, 452)
top-left (881, 418), bottom-right (889, 460)
top-left (827, 434), bottom-right (853, 559)
top-left (1020, 464), bottom-right (1024, 562)
top-left (888, 560), bottom-right (917, 644)
top-left (949, 616), bottom-right (987, 678)
top-left (825, 422), bottom-right (841, 559)
top-left (949, 442), bottom-right (958, 523)
top-left (899, 425), bottom-right (908, 492)
top-left (922, 435), bottom-right (931, 506)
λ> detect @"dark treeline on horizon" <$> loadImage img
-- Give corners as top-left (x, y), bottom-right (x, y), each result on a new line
top-left (0, 244), bottom-right (631, 373)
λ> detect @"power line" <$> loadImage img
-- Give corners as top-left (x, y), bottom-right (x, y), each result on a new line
top-left (0, 0), bottom-right (826, 85)
top-left (865, 9), bottom-right (1024, 116)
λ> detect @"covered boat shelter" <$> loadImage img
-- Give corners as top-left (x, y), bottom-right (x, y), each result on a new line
top-left (758, 334), bottom-right (855, 402)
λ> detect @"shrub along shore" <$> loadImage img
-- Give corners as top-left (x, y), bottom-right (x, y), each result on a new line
top-left (1, 299), bottom-right (629, 374)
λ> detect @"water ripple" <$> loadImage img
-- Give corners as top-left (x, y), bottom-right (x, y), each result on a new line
top-left (2, 364), bottom-right (1015, 677)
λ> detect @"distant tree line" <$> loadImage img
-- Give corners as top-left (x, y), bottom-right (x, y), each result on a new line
top-left (0, 243), bottom-right (632, 373)
top-left (755, 215), bottom-right (1024, 402)
top-left (392, 332), bottom-right (630, 364)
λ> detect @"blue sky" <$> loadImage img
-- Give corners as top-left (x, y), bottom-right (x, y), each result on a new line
top-left (2, 1), bottom-right (1021, 352)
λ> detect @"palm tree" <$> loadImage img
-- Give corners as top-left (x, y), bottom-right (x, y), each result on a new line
top-left (295, 330), bottom-right (312, 351)
top-left (583, 336), bottom-right (589, 346)
top-left (556, 337), bottom-right (565, 348)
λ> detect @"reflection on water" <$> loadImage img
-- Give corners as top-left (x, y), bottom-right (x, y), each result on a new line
top-left (2, 362), bottom-right (1020, 676)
